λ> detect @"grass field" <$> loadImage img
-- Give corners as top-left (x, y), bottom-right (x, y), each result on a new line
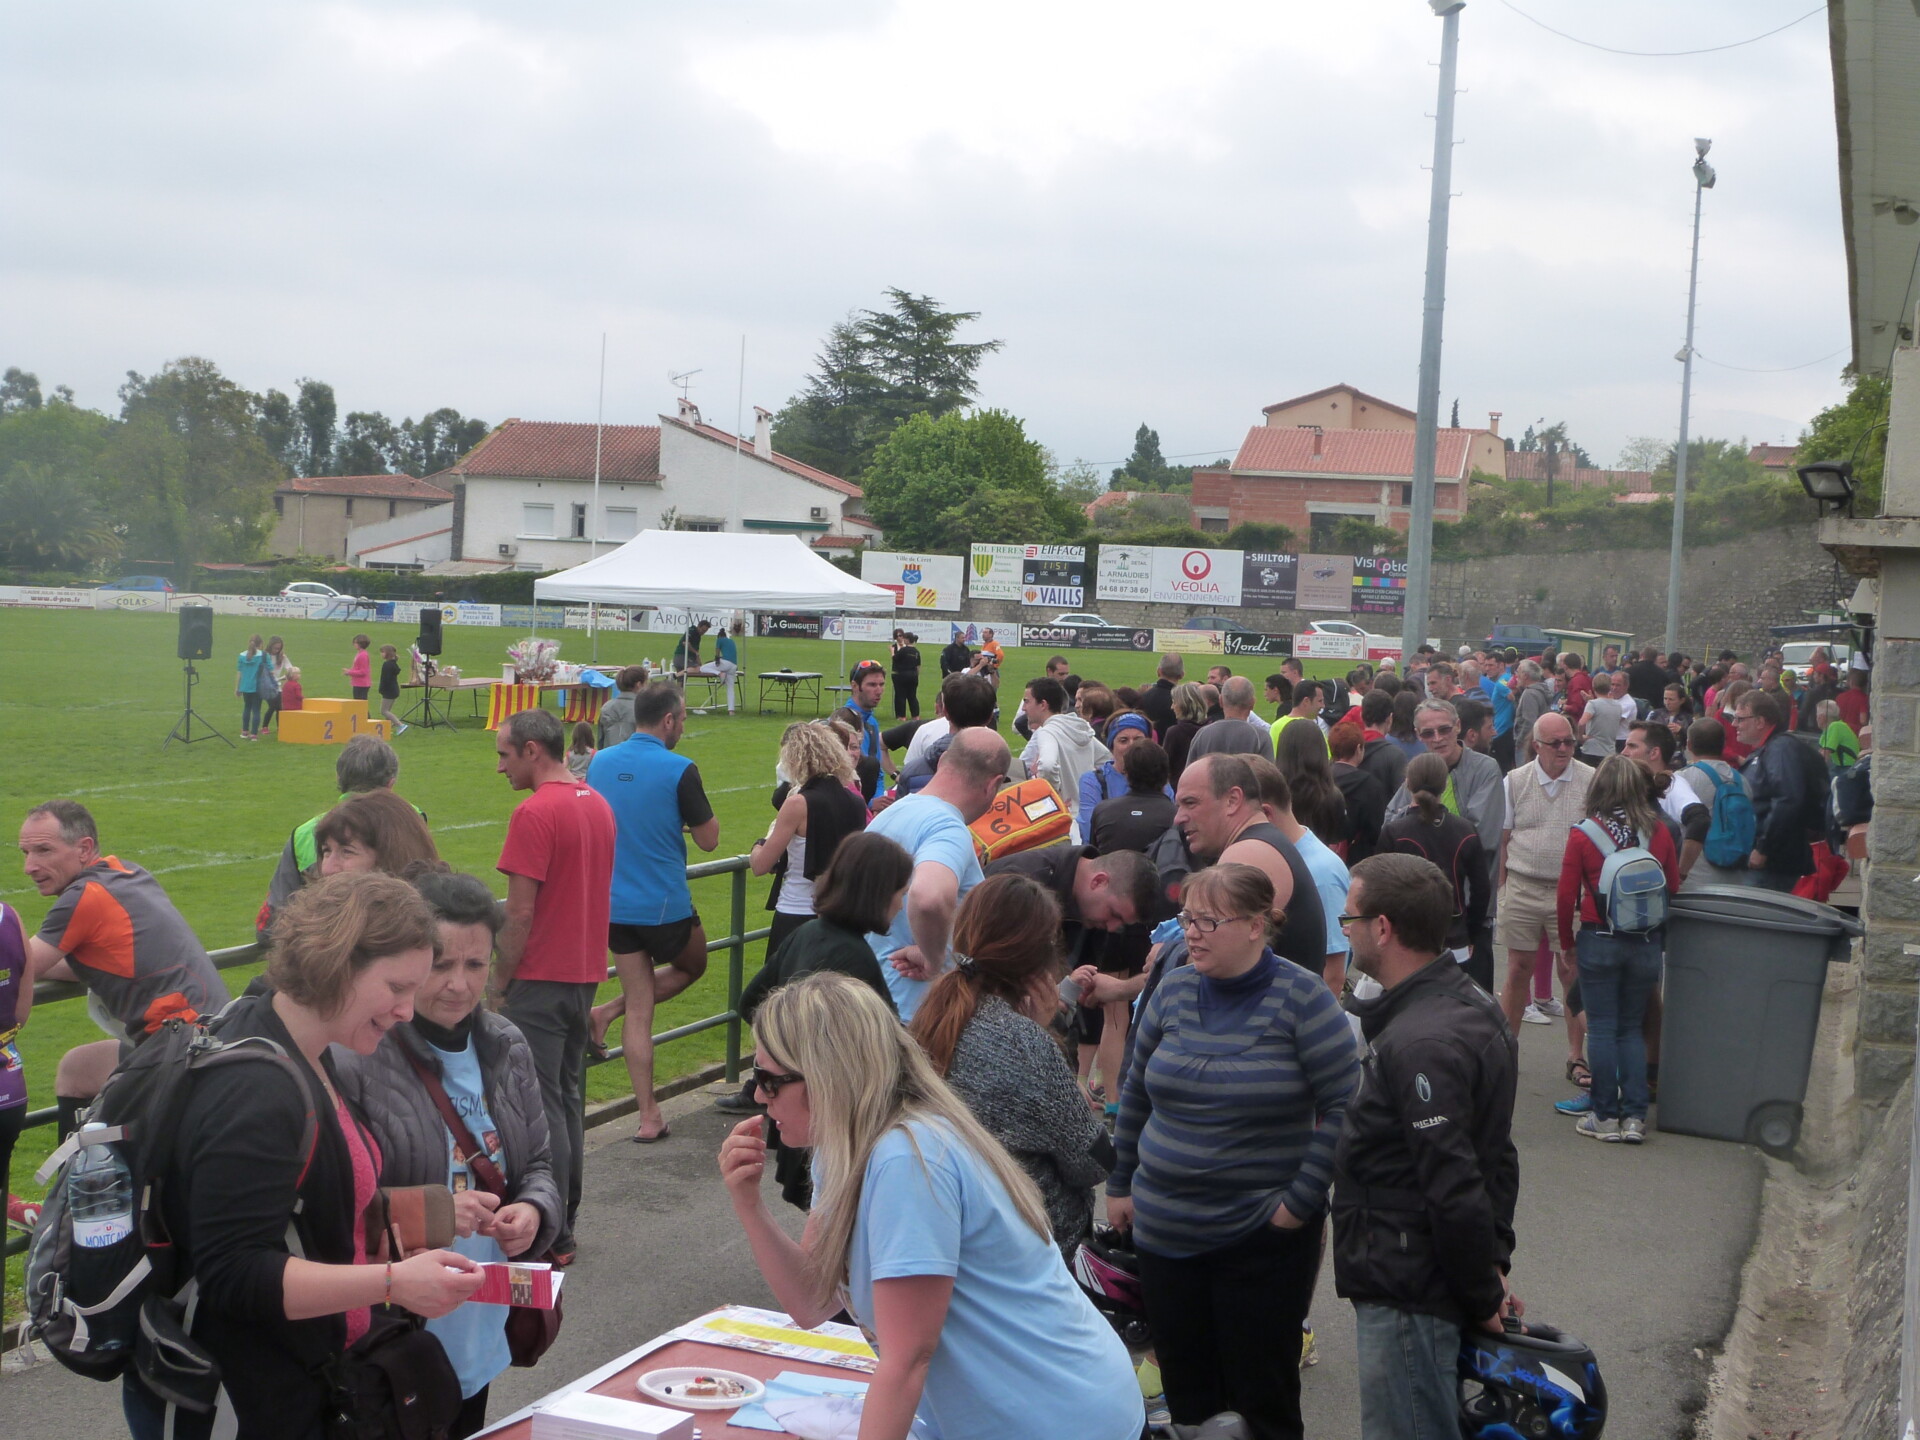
top-left (0, 605), bottom-right (1341, 1311)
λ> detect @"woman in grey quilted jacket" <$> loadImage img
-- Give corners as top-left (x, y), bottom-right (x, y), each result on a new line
top-left (333, 868), bottom-right (561, 1439)
top-left (908, 873), bottom-right (1112, 1257)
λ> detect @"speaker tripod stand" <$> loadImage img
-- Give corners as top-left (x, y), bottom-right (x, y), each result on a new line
top-left (400, 656), bottom-right (454, 731)
top-left (164, 663), bottom-right (233, 749)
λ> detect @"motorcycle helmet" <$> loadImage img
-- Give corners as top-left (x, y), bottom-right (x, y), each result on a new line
top-left (1458, 1318), bottom-right (1607, 1439)
top-left (1073, 1228), bottom-right (1150, 1348)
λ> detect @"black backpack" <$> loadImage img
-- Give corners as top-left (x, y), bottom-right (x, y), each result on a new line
top-left (26, 1009), bottom-right (316, 1411)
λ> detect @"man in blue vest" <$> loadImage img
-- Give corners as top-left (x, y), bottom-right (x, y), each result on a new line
top-left (587, 683), bottom-right (720, 1143)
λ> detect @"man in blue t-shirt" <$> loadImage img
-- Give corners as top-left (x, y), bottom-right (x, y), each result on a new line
top-left (834, 661), bottom-right (896, 791)
top-left (865, 727), bottom-right (1011, 1020)
top-left (587, 683), bottom-right (720, 1142)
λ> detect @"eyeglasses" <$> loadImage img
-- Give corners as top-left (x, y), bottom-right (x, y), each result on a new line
top-left (753, 1066), bottom-right (805, 1099)
top-left (1733, 712), bottom-right (1760, 726)
top-left (1337, 912), bottom-right (1383, 928)
top-left (1416, 725), bottom-right (1457, 739)
top-left (1537, 737), bottom-right (1575, 749)
top-left (1176, 911), bottom-right (1252, 934)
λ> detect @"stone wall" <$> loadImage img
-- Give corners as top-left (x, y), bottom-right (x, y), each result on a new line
top-left (1859, 635), bottom-right (1920, 1102)
top-left (948, 525), bottom-right (1848, 657)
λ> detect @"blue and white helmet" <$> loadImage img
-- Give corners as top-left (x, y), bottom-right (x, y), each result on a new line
top-left (1459, 1318), bottom-right (1607, 1439)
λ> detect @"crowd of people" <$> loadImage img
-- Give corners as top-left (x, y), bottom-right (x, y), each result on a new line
top-left (5, 630), bottom-right (1866, 1440)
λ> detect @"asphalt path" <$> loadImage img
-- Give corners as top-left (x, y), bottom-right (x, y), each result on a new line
top-left (4, 1007), bottom-right (1762, 1439)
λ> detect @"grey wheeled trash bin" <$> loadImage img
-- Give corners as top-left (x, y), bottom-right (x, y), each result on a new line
top-left (1657, 886), bottom-right (1861, 1154)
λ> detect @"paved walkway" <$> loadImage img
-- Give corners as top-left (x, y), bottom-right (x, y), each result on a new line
top-left (5, 1008), bottom-right (1763, 1439)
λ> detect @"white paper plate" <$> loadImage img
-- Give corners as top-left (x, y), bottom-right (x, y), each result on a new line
top-left (637, 1366), bottom-right (766, 1411)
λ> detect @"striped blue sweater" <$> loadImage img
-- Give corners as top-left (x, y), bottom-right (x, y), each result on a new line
top-left (1108, 952), bottom-right (1360, 1259)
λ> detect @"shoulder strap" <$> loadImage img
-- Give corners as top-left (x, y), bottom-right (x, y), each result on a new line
top-left (399, 1043), bottom-right (510, 1200)
top-left (1576, 818), bottom-right (1615, 855)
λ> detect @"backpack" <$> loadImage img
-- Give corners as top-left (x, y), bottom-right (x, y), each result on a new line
top-left (1688, 761), bottom-right (1757, 870)
top-left (969, 778), bottom-right (1074, 862)
top-left (1830, 754), bottom-right (1872, 850)
top-left (26, 1009), bottom-right (317, 1405)
top-left (1575, 820), bottom-right (1669, 934)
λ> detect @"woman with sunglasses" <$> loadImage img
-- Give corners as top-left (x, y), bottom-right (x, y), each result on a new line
top-left (719, 972), bottom-right (1142, 1440)
top-left (1106, 863), bottom-right (1359, 1440)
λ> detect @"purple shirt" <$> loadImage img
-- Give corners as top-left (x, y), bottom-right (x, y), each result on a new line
top-left (0, 903), bottom-right (26, 1111)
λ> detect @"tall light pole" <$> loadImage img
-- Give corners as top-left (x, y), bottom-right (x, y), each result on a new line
top-left (1402, 0), bottom-right (1464, 662)
top-left (1665, 139), bottom-right (1715, 655)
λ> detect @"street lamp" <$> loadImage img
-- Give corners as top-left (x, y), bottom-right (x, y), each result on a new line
top-left (1664, 139), bottom-right (1714, 656)
top-left (1401, 0), bottom-right (1464, 662)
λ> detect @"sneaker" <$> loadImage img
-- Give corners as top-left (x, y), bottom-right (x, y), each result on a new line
top-left (1553, 1092), bottom-right (1593, 1116)
top-left (1144, 1395), bottom-right (1171, 1428)
top-left (396, 723), bottom-right (410, 734)
top-left (1576, 1113), bottom-right (1621, 1142)
top-left (1620, 1117), bottom-right (1647, 1145)
top-left (1299, 1324), bottom-right (1318, 1368)
top-left (1538, 997), bottom-right (1566, 1017)
top-left (1521, 1003), bottom-right (1552, 1025)
top-left (7, 1194), bottom-right (42, 1232)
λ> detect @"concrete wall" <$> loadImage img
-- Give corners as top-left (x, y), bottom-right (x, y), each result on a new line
top-left (271, 492), bottom-right (446, 560)
top-left (656, 422), bottom-right (854, 537)
top-left (346, 505), bottom-right (453, 569)
top-left (453, 475), bottom-right (664, 570)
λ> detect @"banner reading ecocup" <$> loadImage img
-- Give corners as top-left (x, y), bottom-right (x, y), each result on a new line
top-left (1017, 624), bottom-right (1154, 651)
top-left (861, 551), bottom-right (963, 611)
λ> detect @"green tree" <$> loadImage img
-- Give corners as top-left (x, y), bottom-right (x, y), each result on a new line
top-left (0, 461), bottom-right (120, 569)
top-left (256, 388), bottom-right (302, 473)
top-left (772, 290), bottom-right (1001, 479)
top-left (1050, 456), bottom-right (1102, 511)
top-left (1798, 372), bottom-right (1890, 510)
top-left (1109, 424), bottom-right (1192, 491)
top-left (398, 408), bottom-right (489, 476)
top-left (335, 410), bottom-right (401, 473)
top-left (860, 409), bottom-right (1076, 551)
top-left (296, 377), bottom-right (337, 476)
top-left (108, 357), bottom-right (284, 569)
top-left (1328, 516), bottom-right (1405, 556)
top-left (2, 367), bottom-right (44, 415)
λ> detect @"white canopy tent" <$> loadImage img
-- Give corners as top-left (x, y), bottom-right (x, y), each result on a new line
top-left (533, 530), bottom-right (898, 685)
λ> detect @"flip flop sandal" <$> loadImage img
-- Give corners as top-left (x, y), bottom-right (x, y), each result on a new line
top-left (1565, 1058), bottom-right (1592, 1091)
top-left (632, 1125), bottom-right (671, 1144)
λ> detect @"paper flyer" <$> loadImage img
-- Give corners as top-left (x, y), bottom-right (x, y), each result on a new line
top-left (667, 1305), bottom-right (878, 1374)
top-left (471, 1261), bottom-right (565, 1309)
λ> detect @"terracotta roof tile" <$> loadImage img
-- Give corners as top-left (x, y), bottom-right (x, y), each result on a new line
top-left (1503, 453), bottom-right (1653, 488)
top-left (1230, 427), bottom-right (1474, 480)
top-left (811, 533), bottom-right (866, 549)
top-left (1748, 443), bottom-right (1798, 467)
top-left (280, 474), bottom-right (456, 501)
top-left (670, 416), bottom-right (863, 498)
top-left (449, 420), bottom-right (661, 482)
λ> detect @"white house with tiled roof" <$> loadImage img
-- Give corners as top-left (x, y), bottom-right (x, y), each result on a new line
top-left (430, 401), bottom-right (877, 572)
top-left (271, 473), bottom-right (456, 561)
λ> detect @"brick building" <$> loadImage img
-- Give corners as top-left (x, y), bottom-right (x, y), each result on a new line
top-left (270, 473), bottom-right (455, 561)
top-left (1192, 384), bottom-right (1505, 547)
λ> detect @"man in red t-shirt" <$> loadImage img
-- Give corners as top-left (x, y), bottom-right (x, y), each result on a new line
top-left (1837, 668), bottom-right (1871, 732)
top-left (493, 707), bottom-right (615, 1263)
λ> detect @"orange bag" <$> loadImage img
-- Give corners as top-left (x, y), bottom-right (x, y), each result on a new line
top-left (970, 778), bottom-right (1074, 862)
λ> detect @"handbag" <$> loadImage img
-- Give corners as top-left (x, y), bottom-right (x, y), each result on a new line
top-left (319, 1307), bottom-right (463, 1440)
top-left (400, 1045), bottom-right (563, 1367)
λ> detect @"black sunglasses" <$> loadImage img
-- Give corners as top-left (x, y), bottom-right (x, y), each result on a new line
top-left (753, 1066), bottom-right (805, 1099)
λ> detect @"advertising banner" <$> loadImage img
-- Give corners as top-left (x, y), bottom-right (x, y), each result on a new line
top-left (1017, 624), bottom-right (1155, 652)
top-left (92, 588), bottom-right (172, 613)
top-left (823, 615), bottom-right (894, 643)
top-left (1149, 548), bottom-right (1243, 607)
top-left (968, 544), bottom-right (1023, 601)
top-left (1238, 552), bottom-right (1298, 610)
top-left (861, 552), bottom-right (962, 611)
top-left (1154, 627), bottom-right (1224, 655)
top-left (758, 612), bottom-right (823, 640)
top-left (1224, 631), bottom-right (1294, 658)
top-left (1295, 554), bottom-right (1355, 612)
top-left (1095, 545), bottom-right (1152, 603)
top-left (1019, 545), bottom-right (1086, 608)
top-left (1351, 556), bottom-right (1408, 616)
top-left (3, 586), bottom-right (96, 609)
top-left (1293, 630), bottom-right (1367, 660)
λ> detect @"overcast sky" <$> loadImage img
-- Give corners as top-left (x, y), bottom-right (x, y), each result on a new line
top-left (2, 1), bottom-right (1849, 473)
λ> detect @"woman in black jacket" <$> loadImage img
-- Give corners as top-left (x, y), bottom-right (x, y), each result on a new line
top-left (333, 869), bottom-right (561, 1439)
top-left (748, 722), bottom-right (869, 962)
top-left (124, 873), bottom-right (485, 1440)
top-left (890, 629), bottom-right (923, 718)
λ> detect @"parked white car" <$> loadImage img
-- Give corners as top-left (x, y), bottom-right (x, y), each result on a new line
top-left (1048, 612), bottom-right (1114, 628)
top-left (281, 581), bottom-right (364, 605)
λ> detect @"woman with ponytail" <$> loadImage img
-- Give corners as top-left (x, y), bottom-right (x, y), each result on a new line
top-left (1376, 751), bottom-right (1489, 976)
top-left (717, 972), bottom-right (1142, 1440)
top-left (908, 874), bottom-right (1111, 1256)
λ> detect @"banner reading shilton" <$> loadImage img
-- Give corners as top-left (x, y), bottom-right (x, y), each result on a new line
top-left (1239, 553), bottom-right (1299, 610)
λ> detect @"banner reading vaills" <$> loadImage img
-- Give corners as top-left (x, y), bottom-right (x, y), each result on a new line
top-left (1149, 548), bottom-right (1242, 607)
top-left (860, 551), bottom-right (962, 611)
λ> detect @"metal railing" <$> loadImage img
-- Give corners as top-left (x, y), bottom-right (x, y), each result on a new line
top-left (6, 854), bottom-right (765, 1259)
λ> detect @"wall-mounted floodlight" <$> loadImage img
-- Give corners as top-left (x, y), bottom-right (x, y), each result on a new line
top-left (1796, 460), bottom-right (1857, 516)
top-left (1428, 0), bottom-right (1465, 14)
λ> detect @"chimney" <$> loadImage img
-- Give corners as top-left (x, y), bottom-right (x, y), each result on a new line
top-left (753, 406), bottom-right (772, 460)
top-left (1487, 410), bottom-right (1502, 437)
top-left (1309, 424), bottom-right (1324, 458)
top-left (677, 396), bottom-right (701, 425)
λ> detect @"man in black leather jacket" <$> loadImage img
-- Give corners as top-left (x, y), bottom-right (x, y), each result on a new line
top-left (1734, 687), bottom-right (1828, 891)
top-left (1332, 853), bottom-right (1520, 1440)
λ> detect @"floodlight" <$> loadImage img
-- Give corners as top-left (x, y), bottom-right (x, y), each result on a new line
top-left (1694, 138), bottom-right (1712, 159)
top-left (1796, 460), bottom-right (1857, 515)
top-left (1428, 0), bottom-right (1465, 14)
top-left (1693, 159), bottom-right (1716, 189)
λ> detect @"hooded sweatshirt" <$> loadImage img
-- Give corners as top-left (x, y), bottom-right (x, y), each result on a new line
top-left (1023, 711), bottom-right (1110, 818)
